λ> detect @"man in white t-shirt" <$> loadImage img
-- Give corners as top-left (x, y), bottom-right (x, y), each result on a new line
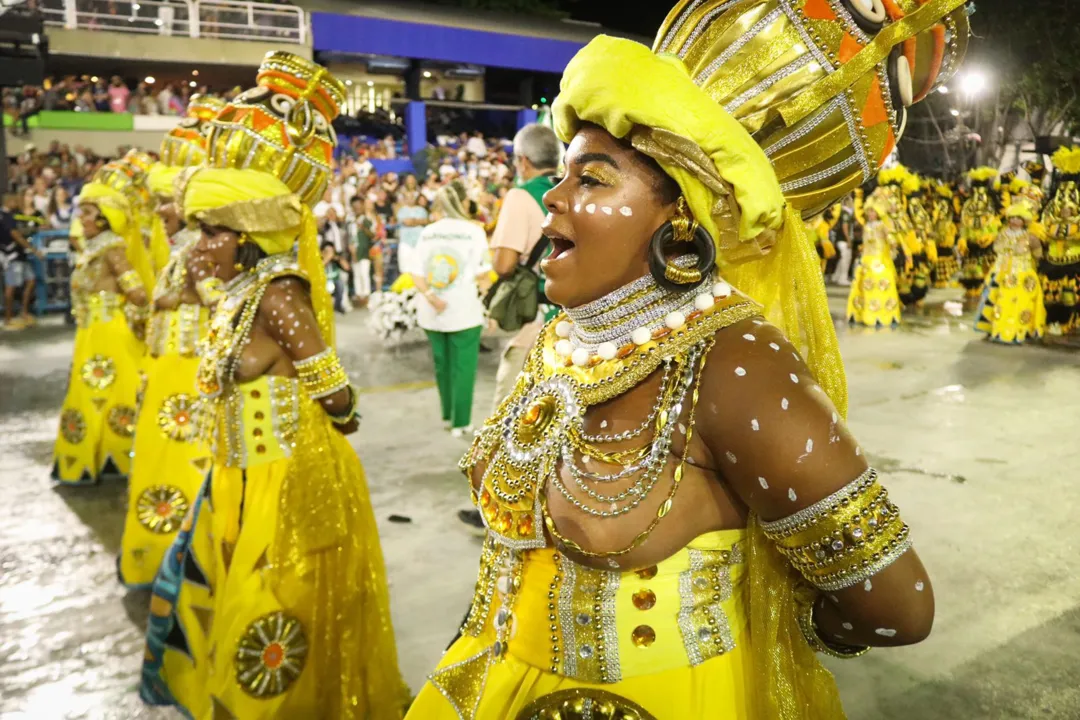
top-left (406, 182), bottom-right (492, 437)
top-left (466, 131), bottom-right (487, 158)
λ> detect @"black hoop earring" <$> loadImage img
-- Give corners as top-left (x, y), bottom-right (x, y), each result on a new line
top-left (648, 221), bottom-right (716, 292)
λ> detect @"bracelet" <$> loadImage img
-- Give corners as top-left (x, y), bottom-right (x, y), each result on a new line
top-left (794, 585), bottom-right (870, 659)
top-left (328, 384), bottom-right (360, 426)
top-left (294, 348), bottom-right (350, 399)
top-left (196, 277), bottom-right (226, 306)
top-left (117, 269), bottom-right (144, 295)
top-left (124, 303), bottom-right (149, 340)
top-left (760, 468), bottom-right (911, 592)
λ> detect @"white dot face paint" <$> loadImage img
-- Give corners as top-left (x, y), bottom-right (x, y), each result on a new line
top-left (585, 203), bottom-right (596, 214)
top-left (601, 206), bottom-right (613, 215)
top-left (787, 488), bottom-right (797, 502)
top-left (619, 206), bottom-right (633, 217)
top-left (758, 476), bottom-right (769, 489)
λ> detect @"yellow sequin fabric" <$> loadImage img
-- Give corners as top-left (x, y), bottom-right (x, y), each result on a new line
top-left (759, 469), bottom-right (911, 592)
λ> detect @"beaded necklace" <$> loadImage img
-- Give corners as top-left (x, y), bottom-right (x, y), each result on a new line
top-left (463, 269), bottom-right (760, 563)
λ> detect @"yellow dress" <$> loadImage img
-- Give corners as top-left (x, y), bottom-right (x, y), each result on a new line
top-left (120, 234), bottom-right (212, 588)
top-left (1040, 219), bottom-right (1080, 333)
top-left (847, 221), bottom-right (901, 327)
top-left (975, 228), bottom-right (1046, 343)
top-left (140, 257), bottom-right (407, 720)
top-left (52, 232), bottom-right (146, 484)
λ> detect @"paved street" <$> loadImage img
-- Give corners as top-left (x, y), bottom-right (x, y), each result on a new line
top-left (1, 288), bottom-right (1078, 719)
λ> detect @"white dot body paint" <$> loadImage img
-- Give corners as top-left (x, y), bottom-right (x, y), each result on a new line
top-left (806, 438), bottom-right (814, 453)
top-left (619, 206), bottom-right (633, 217)
top-left (842, 622), bottom-right (854, 630)
top-left (679, 423), bottom-right (686, 435)
top-left (875, 628), bottom-right (897, 637)
top-left (758, 476), bottom-right (769, 489)
top-left (600, 420), bottom-right (609, 429)
top-left (585, 203), bottom-right (596, 214)
top-left (864, 579), bottom-right (873, 592)
top-left (574, 203), bottom-right (581, 213)
top-left (769, 342), bottom-right (780, 351)
top-left (790, 373), bottom-right (800, 384)
top-left (725, 451), bottom-right (737, 464)
top-left (787, 488), bottom-right (797, 502)
top-left (751, 418), bottom-right (759, 431)
top-left (601, 206), bottom-right (613, 215)
top-left (743, 333), bottom-right (756, 341)
top-left (915, 581), bottom-right (925, 592)
top-left (781, 398), bottom-right (789, 410)
top-left (735, 366), bottom-right (746, 376)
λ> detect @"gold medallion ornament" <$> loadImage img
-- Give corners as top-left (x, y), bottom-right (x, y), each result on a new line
top-left (136, 485), bottom-right (190, 534)
top-left (81, 355), bottom-right (117, 391)
top-left (516, 689), bottom-right (657, 720)
top-left (59, 408), bottom-right (86, 444)
top-left (107, 404), bottom-right (138, 438)
top-left (235, 612), bottom-right (308, 698)
top-left (157, 393), bottom-right (199, 442)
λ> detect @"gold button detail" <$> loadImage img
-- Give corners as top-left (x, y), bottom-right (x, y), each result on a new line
top-left (252, 428), bottom-right (263, 437)
top-left (256, 444), bottom-right (266, 454)
top-left (631, 625), bottom-right (656, 648)
top-left (635, 566), bottom-right (658, 580)
top-left (631, 589), bottom-right (656, 611)
top-left (250, 390), bottom-right (262, 399)
top-left (254, 411), bottom-right (265, 420)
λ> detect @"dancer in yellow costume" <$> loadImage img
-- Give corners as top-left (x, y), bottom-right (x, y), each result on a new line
top-left (931, 181), bottom-right (959, 287)
top-left (975, 204), bottom-right (1046, 343)
top-left (51, 182), bottom-right (152, 484)
top-left (140, 53), bottom-right (407, 720)
top-left (407, 0), bottom-right (969, 718)
top-left (1040, 147), bottom-right (1080, 336)
top-left (904, 176), bottom-right (938, 302)
top-left (119, 97), bottom-right (224, 589)
top-left (848, 202), bottom-right (902, 328)
top-left (959, 167), bottom-right (1001, 299)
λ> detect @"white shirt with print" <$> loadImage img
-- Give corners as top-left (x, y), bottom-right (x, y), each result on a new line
top-left (411, 218), bottom-right (491, 333)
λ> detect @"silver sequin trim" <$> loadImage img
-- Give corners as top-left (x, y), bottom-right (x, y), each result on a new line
top-left (762, 96), bottom-right (844, 157)
top-left (694, 7), bottom-right (784, 85)
top-left (558, 554), bottom-right (579, 678)
top-left (677, 555), bottom-right (704, 666)
top-left (675, 0), bottom-right (743, 58)
top-left (840, 92), bottom-right (873, 182)
top-left (600, 571), bottom-right (621, 683)
top-left (760, 467), bottom-right (878, 534)
top-left (780, 153), bottom-right (859, 192)
top-left (725, 53), bottom-right (814, 114)
top-left (779, 0), bottom-right (835, 72)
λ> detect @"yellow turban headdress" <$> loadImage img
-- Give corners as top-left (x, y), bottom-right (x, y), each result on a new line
top-left (181, 167), bottom-right (333, 346)
top-left (553, 1), bottom-right (970, 716)
top-left (77, 181), bottom-right (155, 290)
top-left (1005, 203), bottom-right (1033, 222)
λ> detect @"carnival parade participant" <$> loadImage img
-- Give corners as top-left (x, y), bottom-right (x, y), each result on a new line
top-left (829, 196), bottom-right (857, 286)
top-left (1039, 146), bottom-right (1080, 336)
top-left (875, 166), bottom-right (928, 307)
top-left (959, 167), bottom-right (1001, 299)
top-left (139, 54), bottom-right (408, 719)
top-left (975, 204), bottom-right (1046, 343)
top-left (848, 202), bottom-right (902, 328)
top-left (931, 181), bottom-right (959, 287)
top-left (118, 96), bottom-right (224, 589)
top-left (406, 0), bottom-right (970, 717)
top-left (409, 180), bottom-right (493, 437)
top-left (904, 177), bottom-right (938, 304)
top-left (51, 180), bottom-right (153, 484)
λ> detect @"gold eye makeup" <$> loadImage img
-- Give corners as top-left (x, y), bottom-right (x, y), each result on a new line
top-left (580, 165), bottom-right (619, 186)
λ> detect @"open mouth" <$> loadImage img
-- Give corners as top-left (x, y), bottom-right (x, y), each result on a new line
top-left (543, 229), bottom-right (576, 263)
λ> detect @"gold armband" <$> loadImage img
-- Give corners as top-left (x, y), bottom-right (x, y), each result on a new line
top-left (196, 277), bottom-right (226, 306)
top-left (124, 303), bottom-right (149, 341)
top-left (793, 585), bottom-right (870, 659)
top-left (117, 269), bottom-right (144, 295)
top-left (294, 348), bottom-right (350, 399)
top-left (760, 469), bottom-right (911, 592)
top-left (328, 384), bottom-right (360, 426)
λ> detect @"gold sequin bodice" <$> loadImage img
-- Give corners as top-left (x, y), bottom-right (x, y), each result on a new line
top-left (993, 228), bottom-right (1038, 273)
top-left (209, 375), bottom-right (301, 468)
top-left (70, 231), bottom-right (126, 312)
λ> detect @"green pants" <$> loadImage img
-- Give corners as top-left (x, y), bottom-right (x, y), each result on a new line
top-left (425, 326), bottom-right (482, 429)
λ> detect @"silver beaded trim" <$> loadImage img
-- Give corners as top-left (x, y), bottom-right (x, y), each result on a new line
top-left (779, 153), bottom-right (859, 193)
top-left (674, 0), bottom-right (742, 58)
top-left (839, 92), bottom-right (873, 183)
top-left (816, 532), bottom-right (913, 592)
top-left (558, 555), bottom-right (579, 678)
top-left (694, 7), bottom-right (784, 85)
top-left (762, 96), bottom-right (844, 157)
top-left (760, 467), bottom-right (878, 535)
top-left (779, 0), bottom-right (836, 73)
top-left (426, 645), bottom-right (493, 720)
top-left (725, 53), bottom-right (814, 114)
top-left (677, 557), bottom-right (704, 666)
top-left (599, 571), bottom-right (621, 683)
top-left (826, 0), bottom-right (872, 44)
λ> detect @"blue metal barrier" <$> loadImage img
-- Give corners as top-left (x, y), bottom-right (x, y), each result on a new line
top-left (33, 229), bottom-right (72, 315)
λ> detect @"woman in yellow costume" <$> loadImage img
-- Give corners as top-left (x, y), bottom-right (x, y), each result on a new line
top-left (931, 181), bottom-right (959, 287)
top-left (1039, 146), bottom-right (1080, 336)
top-left (847, 202), bottom-right (902, 328)
top-left (959, 167), bottom-right (1002, 299)
top-left (140, 53), bottom-right (407, 720)
top-left (975, 204), bottom-right (1046, 343)
top-left (119, 97), bottom-right (224, 589)
top-left (51, 181), bottom-right (153, 484)
top-left (407, 0), bottom-right (969, 718)
top-left (903, 176), bottom-right (938, 303)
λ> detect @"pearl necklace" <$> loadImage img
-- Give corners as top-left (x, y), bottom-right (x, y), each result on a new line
top-left (554, 260), bottom-right (733, 367)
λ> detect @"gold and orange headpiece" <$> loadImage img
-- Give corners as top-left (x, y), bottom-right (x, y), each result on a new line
top-left (204, 51), bottom-right (346, 207)
top-left (161, 95), bottom-right (226, 168)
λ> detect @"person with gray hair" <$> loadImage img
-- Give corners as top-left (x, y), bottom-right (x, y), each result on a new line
top-left (458, 122), bottom-right (560, 532)
top-left (406, 180), bottom-right (493, 438)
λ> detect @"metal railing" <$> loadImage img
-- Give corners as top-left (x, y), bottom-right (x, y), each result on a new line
top-left (39, 0), bottom-right (306, 44)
